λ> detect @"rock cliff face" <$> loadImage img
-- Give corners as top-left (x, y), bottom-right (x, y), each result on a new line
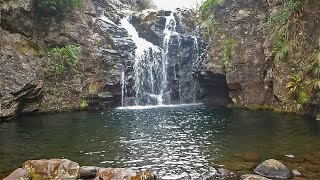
top-left (1, 0), bottom-right (319, 120)
top-left (199, 0), bottom-right (320, 115)
top-left (0, 0), bottom-right (204, 120)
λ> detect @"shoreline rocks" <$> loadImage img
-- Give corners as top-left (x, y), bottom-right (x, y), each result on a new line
top-left (4, 158), bottom-right (306, 180)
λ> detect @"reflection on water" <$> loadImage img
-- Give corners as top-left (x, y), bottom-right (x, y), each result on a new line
top-left (0, 105), bottom-right (319, 179)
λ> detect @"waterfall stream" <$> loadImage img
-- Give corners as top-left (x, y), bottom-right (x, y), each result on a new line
top-left (120, 12), bottom-right (200, 107)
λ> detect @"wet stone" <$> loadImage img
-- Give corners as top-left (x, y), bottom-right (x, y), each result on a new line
top-left (94, 168), bottom-right (156, 180)
top-left (254, 159), bottom-right (290, 179)
top-left (3, 168), bottom-right (30, 180)
top-left (241, 174), bottom-right (271, 180)
top-left (80, 166), bottom-right (99, 179)
top-left (292, 169), bottom-right (302, 177)
top-left (23, 159), bottom-right (80, 180)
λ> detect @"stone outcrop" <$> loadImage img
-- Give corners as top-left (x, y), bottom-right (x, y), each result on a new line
top-left (94, 168), bottom-right (156, 180)
top-left (199, 0), bottom-right (320, 114)
top-left (0, 29), bottom-right (43, 120)
top-left (5, 159), bottom-right (157, 180)
top-left (23, 159), bottom-right (80, 179)
top-left (3, 168), bottom-right (30, 180)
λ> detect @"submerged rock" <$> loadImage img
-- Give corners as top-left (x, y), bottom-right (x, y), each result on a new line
top-left (239, 152), bottom-right (261, 162)
top-left (254, 159), bottom-right (290, 179)
top-left (292, 170), bottom-right (302, 177)
top-left (23, 159), bottom-right (80, 180)
top-left (3, 168), bottom-right (30, 180)
top-left (241, 174), bottom-right (271, 180)
top-left (94, 168), bottom-right (156, 180)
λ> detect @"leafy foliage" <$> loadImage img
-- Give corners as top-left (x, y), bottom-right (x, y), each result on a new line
top-left (49, 45), bottom-right (81, 77)
top-left (200, 0), bottom-right (219, 13)
top-left (287, 72), bottom-right (309, 111)
top-left (36, 0), bottom-right (84, 13)
top-left (221, 38), bottom-right (236, 71)
top-left (201, 17), bottom-right (219, 38)
top-left (272, 35), bottom-right (289, 61)
top-left (268, 0), bottom-right (301, 28)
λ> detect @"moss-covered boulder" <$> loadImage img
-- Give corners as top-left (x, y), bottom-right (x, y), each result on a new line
top-left (23, 159), bottom-right (80, 180)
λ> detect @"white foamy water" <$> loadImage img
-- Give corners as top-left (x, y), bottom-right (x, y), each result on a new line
top-left (116, 103), bottom-right (202, 110)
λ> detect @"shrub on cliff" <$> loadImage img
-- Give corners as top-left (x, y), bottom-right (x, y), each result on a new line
top-left (35, 0), bottom-right (84, 14)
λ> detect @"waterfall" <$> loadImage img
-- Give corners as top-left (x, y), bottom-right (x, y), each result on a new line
top-left (121, 70), bottom-right (125, 107)
top-left (119, 12), bottom-right (200, 107)
top-left (120, 17), bottom-right (165, 106)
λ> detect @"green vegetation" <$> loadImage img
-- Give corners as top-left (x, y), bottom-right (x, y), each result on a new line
top-left (268, 0), bottom-right (301, 28)
top-left (287, 72), bottom-right (309, 111)
top-left (201, 17), bottom-right (219, 38)
top-left (200, 0), bottom-right (219, 14)
top-left (272, 35), bottom-right (289, 61)
top-left (36, 0), bottom-right (84, 13)
top-left (38, 45), bottom-right (81, 78)
top-left (80, 100), bottom-right (88, 110)
top-left (50, 45), bottom-right (81, 77)
top-left (221, 38), bottom-right (236, 71)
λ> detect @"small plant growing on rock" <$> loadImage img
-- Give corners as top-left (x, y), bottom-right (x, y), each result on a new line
top-left (49, 45), bottom-right (81, 78)
top-left (286, 72), bottom-right (309, 111)
top-left (36, 0), bottom-right (84, 14)
top-left (221, 38), bottom-right (236, 72)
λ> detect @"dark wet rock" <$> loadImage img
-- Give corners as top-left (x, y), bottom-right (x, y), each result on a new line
top-left (196, 71), bottom-right (231, 106)
top-left (254, 159), bottom-right (290, 179)
top-left (292, 170), bottom-right (302, 177)
top-left (3, 168), bottom-right (30, 180)
top-left (0, 31), bottom-right (43, 120)
top-left (217, 168), bottom-right (232, 178)
top-left (94, 168), bottom-right (156, 180)
top-left (241, 174), bottom-right (271, 180)
top-left (23, 159), bottom-right (80, 180)
top-left (239, 152), bottom-right (261, 162)
top-left (80, 166), bottom-right (99, 179)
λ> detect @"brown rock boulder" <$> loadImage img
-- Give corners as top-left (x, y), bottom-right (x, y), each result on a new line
top-left (23, 159), bottom-right (80, 180)
top-left (3, 168), bottom-right (30, 180)
top-left (94, 168), bottom-right (156, 180)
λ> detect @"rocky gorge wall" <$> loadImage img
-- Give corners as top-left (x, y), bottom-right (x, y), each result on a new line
top-left (1, 0), bottom-right (319, 120)
top-left (0, 0), bottom-right (204, 120)
top-left (198, 0), bottom-right (320, 116)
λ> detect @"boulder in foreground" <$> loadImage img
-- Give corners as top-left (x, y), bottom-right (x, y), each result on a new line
top-left (94, 168), bottom-right (156, 180)
top-left (254, 159), bottom-right (290, 179)
top-left (23, 159), bottom-right (80, 180)
top-left (3, 168), bottom-right (30, 180)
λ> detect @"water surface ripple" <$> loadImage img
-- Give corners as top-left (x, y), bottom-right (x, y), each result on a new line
top-left (0, 105), bottom-right (319, 179)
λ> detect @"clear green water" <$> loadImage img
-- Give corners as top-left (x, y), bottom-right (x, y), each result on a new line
top-left (0, 105), bottom-right (319, 179)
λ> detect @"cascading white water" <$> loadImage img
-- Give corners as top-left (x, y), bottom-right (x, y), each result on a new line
top-left (121, 70), bottom-right (125, 107)
top-left (119, 12), bottom-right (200, 107)
top-left (120, 17), bottom-right (166, 106)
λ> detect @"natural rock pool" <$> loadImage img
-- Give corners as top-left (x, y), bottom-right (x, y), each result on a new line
top-left (1, 105), bottom-right (320, 179)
